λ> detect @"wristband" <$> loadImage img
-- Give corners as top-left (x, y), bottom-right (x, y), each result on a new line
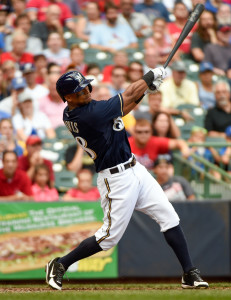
top-left (135, 94), bottom-right (145, 104)
top-left (142, 71), bottom-right (154, 87)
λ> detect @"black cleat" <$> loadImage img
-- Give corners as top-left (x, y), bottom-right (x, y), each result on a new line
top-left (45, 257), bottom-right (66, 290)
top-left (182, 268), bottom-right (209, 289)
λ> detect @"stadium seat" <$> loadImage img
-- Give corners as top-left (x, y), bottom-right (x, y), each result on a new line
top-left (55, 169), bottom-right (77, 193)
top-left (55, 126), bottom-right (73, 141)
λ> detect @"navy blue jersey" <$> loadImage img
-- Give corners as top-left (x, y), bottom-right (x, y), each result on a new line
top-left (63, 94), bottom-right (131, 172)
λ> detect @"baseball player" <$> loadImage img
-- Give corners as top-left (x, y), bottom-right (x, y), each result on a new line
top-left (45, 68), bottom-right (208, 290)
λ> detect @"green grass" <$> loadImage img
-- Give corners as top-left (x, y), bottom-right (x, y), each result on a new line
top-left (0, 283), bottom-right (230, 300)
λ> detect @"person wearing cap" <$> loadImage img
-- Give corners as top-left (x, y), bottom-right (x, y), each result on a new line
top-left (0, 4), bottom-right (12, 36)
top-left (204, 80), bottom-right (231, 137)
top-left (12, 90), bottom-right (56, 141)
top-left (153, 154), bottom-right (195, 202)
top-left (191, 10), bottom-right (217, 63)
top-left (197, 61), bottom-right (216, 110)
top-left (21, 62), bottom-right (49, 112)
top-left (0, 77), bottom-right (27, 116)
top-left (204, 24), bottom-right (231, 76)
top-left (160, 60), bottom-right (200, 109)
top-left (18, 135), bottom-right (55, 186)
top-left (4, 13), bottom-right (43, 55)
top-left (0, 29), bottom-right (34, 67)
top-left (0, 150), bottom-right (33, 201)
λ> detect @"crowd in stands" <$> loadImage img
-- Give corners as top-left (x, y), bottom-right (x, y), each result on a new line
top-left (0, 0), bottom-right (231, 202)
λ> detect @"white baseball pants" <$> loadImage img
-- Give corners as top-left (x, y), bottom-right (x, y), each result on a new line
top-left (95, 156), bottom-right (180, 251)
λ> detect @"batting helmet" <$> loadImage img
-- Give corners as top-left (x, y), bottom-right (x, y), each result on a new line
top-left (56, 71), bottom-right (93, 102)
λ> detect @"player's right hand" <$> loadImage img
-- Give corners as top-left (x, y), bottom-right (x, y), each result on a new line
top-left (151, 67), bottom-right (167, 80)
top-left (145, 78), bottom-right (163, 94)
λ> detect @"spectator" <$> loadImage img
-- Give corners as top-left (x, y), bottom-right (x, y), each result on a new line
top-left (153, 154), bottom-right (195, 202)
top-left (38, 73), bottom-right (66, 129)
top-left (0, 118), bottom-right (24, 157)
top-left (30, 4), bottom-right (64, 48)
top-left (145, 17), bottom-right (174, 65)
top-left (42, 32), bottom-right (71, 72)
top-left (134, 0), bottom-right (170, 23)
top-left (0, 4), bottom-right (12, 36)
top-left (32, 163), bottom-right (59, 201)
top-left (204, 81), bottom-right (231, 137)
top-left (0, 150), bottom-right (33, 201)
top-left (86, 63), bottom-right (102, 83)
top-left (75, 1), bottom-right (102, 42)
top-left (89, 2), bottom-right (138, 53)
top-left (197, 61), bottom-right (216, 110)
top-left (0, 66), bottom-right (10, 101)
top-left (102, 50), bottom-right (129, 83)
top-left (119, 0), bottom-right (152, 38)
top-left (204, 24), bottom-right (231, 75)
top-left (63, 169), bottom-right (100, 201)
top-left (160, 60), bottom-right (200, 108)
top-left (34, 53), bottom-right (48, 84)
top-left (26, 0), bottom-right (75, 32)
top-left (69, 44), bottom-right (88, 75)
top-left (1, 60), bottom-right (17, 92)
top-left (0, 30), bottom-right (34, 68)
top-left (152, 112), bottom-right (180, 139)
top-left (162, 0), bottom-right (192, 12)
top-left (108, 66), bottom-right (128, 96)
top-left (168, 2), bottom-right (196, 56)
top-left (188, 125), bottom-right (221, 179)
top-left (128, 119), bottom-right (190, 170)
top-left (18, 135), bottom-right (55, 185)
top-left (5, 13), bottom-right (43, 55)
top-left (64, 0), bottom-right (80, 16)
top-left (143, 47), bottom-right (160, 74)
top-left (0, 77), bottom-right (27, 116)
top-left (127, 61), bottom-right (144, 84)
top-left (12, 90), bottom-right (56, 141)
top-left (21, 63), bottom-right (49, 111)
top-left (191, 10), bottom-right (217, 63)
top-left (192, 0), bottom-right (206, 8)
top-left (220, 125), bottom-right (231, 175)
top-left (6, 0), bottom-right (26, 28)
top-left (216, 3), bottom-right (231, 25)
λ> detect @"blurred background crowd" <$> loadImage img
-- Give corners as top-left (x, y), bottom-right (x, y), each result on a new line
top-left (0, 0), bottom-right (231, 202)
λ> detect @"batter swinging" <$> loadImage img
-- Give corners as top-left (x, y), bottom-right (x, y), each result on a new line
top-left (45, 69), bottom-right (208, 290)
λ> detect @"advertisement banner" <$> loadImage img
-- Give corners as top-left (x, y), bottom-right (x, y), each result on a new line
top-left (0, 202), bottom-right (118, 279)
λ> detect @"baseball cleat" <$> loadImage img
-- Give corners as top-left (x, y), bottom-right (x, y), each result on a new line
top-left (45, 257), bottom-right (66, 290)
top-left (182, 268), bottom-right (209, 289)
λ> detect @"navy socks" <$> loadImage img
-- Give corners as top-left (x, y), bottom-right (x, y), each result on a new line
top-left (58, 235), bottom-right (102, 270)
top-left (163, 225), bottom-right (194, 273)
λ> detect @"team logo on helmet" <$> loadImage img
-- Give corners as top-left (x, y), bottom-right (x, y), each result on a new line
top-left (66, 72), bottom-right (83, 82)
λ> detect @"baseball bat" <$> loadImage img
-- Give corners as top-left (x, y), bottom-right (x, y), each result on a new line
top-left (163, 3), bottom-right (205, 68)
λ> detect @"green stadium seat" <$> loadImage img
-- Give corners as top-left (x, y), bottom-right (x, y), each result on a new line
top-left (55, 169), bottom-right (77, 193)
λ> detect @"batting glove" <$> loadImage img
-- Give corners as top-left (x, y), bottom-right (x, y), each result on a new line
top-left (145, 78), bottom-right (163, 94)
top-left (150, 67), bottom-right (167, 80)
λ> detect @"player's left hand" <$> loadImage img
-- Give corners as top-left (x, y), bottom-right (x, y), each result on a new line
top-left (145, 78), bottom-right (163, 94)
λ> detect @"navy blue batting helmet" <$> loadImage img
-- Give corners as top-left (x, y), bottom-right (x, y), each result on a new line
top-left (56, 71), bottom-right (93, 102)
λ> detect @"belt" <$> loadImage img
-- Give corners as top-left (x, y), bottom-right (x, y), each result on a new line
top-left (109, 157), bottom-right (136, 174)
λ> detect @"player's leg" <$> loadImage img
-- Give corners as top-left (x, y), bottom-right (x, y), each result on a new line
top-left (134, 162), bottom-right (208, 289)
top-left (46, 166), bottom-right (141, 290)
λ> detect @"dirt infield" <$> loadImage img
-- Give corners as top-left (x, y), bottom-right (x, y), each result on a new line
top-left (0, 285), bottom-right (230, 293)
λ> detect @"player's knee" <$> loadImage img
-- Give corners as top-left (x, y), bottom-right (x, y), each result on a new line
top-left (98, 238), bottom-right (118, 251)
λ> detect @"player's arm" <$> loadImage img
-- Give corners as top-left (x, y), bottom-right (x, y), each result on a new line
top-left (121, 67), bottom-right (166, 115)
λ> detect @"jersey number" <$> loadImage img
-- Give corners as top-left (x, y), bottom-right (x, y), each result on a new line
top-left (75, 136), bottom-right (97, 160)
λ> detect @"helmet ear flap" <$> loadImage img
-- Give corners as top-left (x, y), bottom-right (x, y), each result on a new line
top-left (88, 83), bottom-right (92, 93)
